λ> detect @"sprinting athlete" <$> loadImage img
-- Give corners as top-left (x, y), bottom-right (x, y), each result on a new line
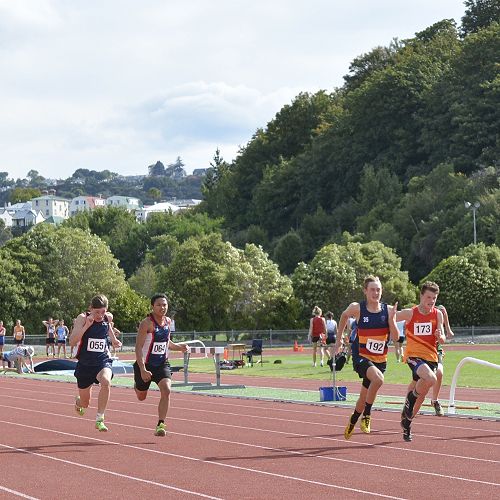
top-left (335, 276), bottom-right (398, 439)
top-left (397, 282), bottom-right (445, 442)
top-left (134, 293), bottom-right (188, 437)
top-left (69, 295), bottom-right (122, 432)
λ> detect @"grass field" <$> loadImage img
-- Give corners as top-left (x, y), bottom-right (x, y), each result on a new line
top-left (184, 347), bottom-right (500, 389)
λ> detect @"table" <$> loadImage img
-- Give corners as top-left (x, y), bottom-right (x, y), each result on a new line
top-left (227, 343), bottom-right (246, 361)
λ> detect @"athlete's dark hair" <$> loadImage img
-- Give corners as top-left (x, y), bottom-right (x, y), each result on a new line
top-left (420, 281), bottom-right (440, 295)
top-left (151, 293), bottom-right (168, 306)
top-left (90, 294), bottom-right (108, 309)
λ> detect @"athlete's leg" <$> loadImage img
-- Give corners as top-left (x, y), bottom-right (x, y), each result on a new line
top-left (157, 377), bottom-right (172, 421)
top-left (95, 367), bottom-right (113, 415)
top-left (312, 342), bottom-right (318, 366)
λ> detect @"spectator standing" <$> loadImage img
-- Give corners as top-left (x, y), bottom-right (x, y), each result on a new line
top-left (56, 320), bottom-right (69, 358)
top-left (325, 312), bottom-right (337, 370)
top-left (308, 306), bottom-right (327, 367)
top-left (13, 320), bottom-right (25, 345)
top-left (43, 318), bottom-right (58, 357)
top-left (0, 320), bottom-right (5, 356)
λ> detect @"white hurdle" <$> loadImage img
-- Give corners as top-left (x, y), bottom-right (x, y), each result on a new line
top-left (189, 346), bottom-right (226, 387)
top-left (447, 356), bottom-right (500, 415)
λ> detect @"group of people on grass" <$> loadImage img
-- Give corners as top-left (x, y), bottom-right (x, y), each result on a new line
top-left (324, 275), bottom-right (454, 442)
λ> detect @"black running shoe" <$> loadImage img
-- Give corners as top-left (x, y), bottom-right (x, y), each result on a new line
top-left (401, 417), bottom-right (412, 442)
top-left (327, 358), bottom-right (333, 371)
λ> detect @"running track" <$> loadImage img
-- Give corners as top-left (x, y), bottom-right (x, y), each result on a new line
top-left (0, 378), bottom-right (499, 499)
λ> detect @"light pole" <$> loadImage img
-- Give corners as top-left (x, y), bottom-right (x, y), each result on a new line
top-left (464, 201), bottom-right (480, 244)
top-left (464, 201), bottom-right (480, 344)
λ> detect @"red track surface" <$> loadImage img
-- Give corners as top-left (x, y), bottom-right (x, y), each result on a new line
top-left (1, 377), bottom-right (499, 499)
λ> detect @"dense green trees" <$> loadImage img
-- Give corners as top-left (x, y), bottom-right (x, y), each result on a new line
top-left (425, 243), bottom-right (500, 325)
top-left (0, 225), bottom-right (148, 333)
top-left (292, 241), bottom-right (416, 320)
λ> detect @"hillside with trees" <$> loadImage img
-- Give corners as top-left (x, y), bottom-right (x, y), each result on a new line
top-left (200, 2), bottom-right (499, 283)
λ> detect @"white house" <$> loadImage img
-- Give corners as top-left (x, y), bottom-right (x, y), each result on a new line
top-left (31, 195), bottom-right (70, 219)
top-left (135, 202), bottom-right (179, 222)
top-left (11, 208), bottom-right (45, 227)
top-left (0, 208), bottom-right (13, 227)
top-left (70, 195), bottom-right (106, 216)
top-left (106, 195), bottom-right (142, 211)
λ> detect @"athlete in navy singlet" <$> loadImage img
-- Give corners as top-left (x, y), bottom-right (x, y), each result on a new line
top-left (335, 276), bottom-right (398, 440)
top-left (69, 294), bottom-right (121, 432)
top-left (134, 293), bottom-right (188, 437)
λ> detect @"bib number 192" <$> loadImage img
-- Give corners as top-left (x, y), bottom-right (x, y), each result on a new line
top-left (366, 339), bottom-right (384, 354)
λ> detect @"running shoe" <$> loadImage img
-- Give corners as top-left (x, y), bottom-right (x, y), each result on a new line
top-left (401, 417), bottom-right (412, 442)
top-left (320, 360), bottom-right (324, 367)
top-left (432, 400), bottom-right (444, 417)
top-left (155, 422), bottom-right (167, 437)
top-left (360, 415), bottom-right (371, 434)
top-left (344, 420), bottom-right (355, 440)
top-left (75, 396), bottom-right (85, 416)
top-left (95, 419), bottom-right (108, 432)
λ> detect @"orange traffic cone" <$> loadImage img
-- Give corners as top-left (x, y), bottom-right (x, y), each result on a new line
top-left (299, 345), bottom-right (304, 352)
top-left (293, 340), bottom-right (299, 352)
top-left (223, 348), bottom-right (228, 360)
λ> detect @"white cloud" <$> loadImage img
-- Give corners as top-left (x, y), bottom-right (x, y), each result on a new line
top-left (0, 0), bottom-right (467, 179)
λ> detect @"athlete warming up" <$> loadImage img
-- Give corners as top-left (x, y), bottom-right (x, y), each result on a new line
top-left (134, 293), bottom-right (188, 437)
top-left (69, 294), bottom-right (122, 432)
top-left (335, 276), bottom-right (398, 440)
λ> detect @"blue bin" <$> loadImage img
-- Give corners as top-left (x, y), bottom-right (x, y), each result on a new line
top-left (319, 386), bottom-right (347, 401)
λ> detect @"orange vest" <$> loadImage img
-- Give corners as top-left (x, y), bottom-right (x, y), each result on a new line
top-left (404, 306), bottom-right (439, 362)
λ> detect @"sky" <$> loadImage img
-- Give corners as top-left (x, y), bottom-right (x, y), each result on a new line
top-left (0, 0), bottom-right (468, 180)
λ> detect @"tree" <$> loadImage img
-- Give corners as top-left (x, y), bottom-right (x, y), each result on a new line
top-left (424, 243), bottom-right (500, 325)
top-left (0, 224), bottom-right (144, 332)
top-left (9, 187), bottom-right (42, 203)
top-left (292, 241), bottom-right (416, 319)
top-left (273, 231), bottom-right (306, 275)
top-left (148, 161), bottom-right (166, 176)
top-left (166, 157), bottom-right (186, 178)
top-left (148, 187), bottom-right (162, 201)
top-left (461, 0), bottom-right (500, 36)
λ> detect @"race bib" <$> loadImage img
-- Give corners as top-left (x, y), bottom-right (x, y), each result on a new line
top-left (152, 342), bottom-right (167, 355)
top-left (414, 322), bottom-right (432, 336)
top-left (87, 338), bottom-right (106, 352)
top-left (365, 338), bottom-right (385, 354)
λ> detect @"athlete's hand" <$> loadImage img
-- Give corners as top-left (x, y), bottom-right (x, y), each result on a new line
top-left (111, 338), bottom-right (122, 349)
top-left (389, 302), bottom-right (398, 319)
top-left (140, 369), bottom-right (152, 382)
top-left (179, 343), bottom-right (188, 353)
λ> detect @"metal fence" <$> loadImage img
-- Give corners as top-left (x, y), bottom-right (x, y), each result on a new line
top-left (10, 326), bottom-right (500, 348)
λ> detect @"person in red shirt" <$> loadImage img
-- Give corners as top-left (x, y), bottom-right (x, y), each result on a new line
top-left (308, 306), bottom-right (327, 367)
top-left (397, 281), bottom-right (445, 442)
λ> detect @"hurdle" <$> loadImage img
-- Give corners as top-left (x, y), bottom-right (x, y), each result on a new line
top-left (448, 356), bottom-right (500, 415)
top-left (187, 346), bottom-right (245, 389)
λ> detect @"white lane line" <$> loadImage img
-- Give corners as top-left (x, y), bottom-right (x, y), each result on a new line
top-left (0, 442), bottom-right (221, 499)
top-left (1, 380), bottom-right (500, 436)
top-left (2, 382), bottom-right (499, 435)
top-left (3, 396), bottom-right (500, 463)
top-left (1, 412), bottom-right (500, 490)
top-left (0, 421), bottom-right (404, 500)
top-left (0, 485), bottom-right (40, 499)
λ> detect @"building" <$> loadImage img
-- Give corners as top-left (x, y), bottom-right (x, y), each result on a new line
top-left (169, 198), bottom-right (202, 209)
top-left (31, 195), bottom-right (70, 219)
top-left (106, 195), bottom-right (142, 211)
top-left (70, 195), bottom-right (106, 216)
top-left (135, 201), bottom-right (179, 222)
top-left (11, 208), bottom-right (45, 228)
top-left (0, 208), bottom-right (13, 227)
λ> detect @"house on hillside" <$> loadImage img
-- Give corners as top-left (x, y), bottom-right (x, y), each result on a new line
top-left (11, 208), bottom-right (45, 228)
top-left (135, 201), bottom-right (179, 222)
top-left (31, 195), bottom-right (70, 219)
top-left (70, 195), bottom-right (106, 216)
top-left (106, 195), bottom-right (142, 211)
top-left (0, 208), bottom-right (13, 227)
top-left (169, 198), bottom-right (202, 209)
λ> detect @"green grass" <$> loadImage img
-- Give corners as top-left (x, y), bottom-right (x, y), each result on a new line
top-left (184, 348), bottom-right (500, 389)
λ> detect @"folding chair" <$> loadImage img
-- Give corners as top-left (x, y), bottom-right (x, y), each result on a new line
top-left (244, 339), bottom-right (263, 367)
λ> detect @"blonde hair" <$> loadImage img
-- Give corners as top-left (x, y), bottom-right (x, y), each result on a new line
top-left (312, 306), bottom-right (322, 316)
